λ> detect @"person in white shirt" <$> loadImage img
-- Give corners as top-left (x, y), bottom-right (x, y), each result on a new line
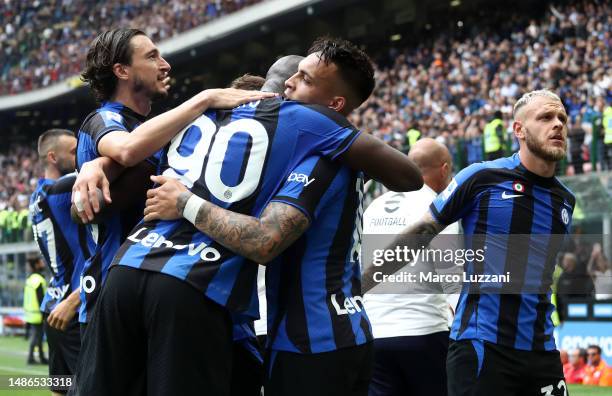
top-left (364, 138), bottom-right (460, 396)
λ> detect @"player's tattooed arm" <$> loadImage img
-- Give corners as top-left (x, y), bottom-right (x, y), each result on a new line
top-left (361, 210), bottom-right (444, 293)
top-left (192, 198), bottom-right (309, 264)
top-left (143, 175), bottom-right (310, 263)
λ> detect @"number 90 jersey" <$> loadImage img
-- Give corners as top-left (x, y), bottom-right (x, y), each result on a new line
top-left (113, 97), bottom-right (361, 321)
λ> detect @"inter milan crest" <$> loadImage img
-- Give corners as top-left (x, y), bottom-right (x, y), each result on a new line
top-left (561, 208), bottom-right (570, 225)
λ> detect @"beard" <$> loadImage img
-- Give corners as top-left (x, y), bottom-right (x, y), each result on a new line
top-left (524, 127), bottom-right (566, 162)
top-left (133, 75), bottom-right (168, 102)
top-left (57, 158), bottom-right (75, 176)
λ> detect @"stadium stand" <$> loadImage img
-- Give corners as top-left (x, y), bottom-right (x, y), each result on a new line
top-left (351, 1), bottom-right (611, 176)
top-left (0, 145), bottom-right (39, 243)
top-left (0, 0), bottom-right (610, 391)
top-left (0, 0), bottom-right (610, 241)
top-left (0, 0), bottom-right (262, 95)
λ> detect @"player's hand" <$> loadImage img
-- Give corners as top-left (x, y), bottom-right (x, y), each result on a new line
top-left (144, 175), bottom-right (189, 221)
top-left (202, 88), bottom-right (277, 109)
top-left (72, 160), bottom-right (112, 223)
top-left (47, 299), bottom-right (77, 332)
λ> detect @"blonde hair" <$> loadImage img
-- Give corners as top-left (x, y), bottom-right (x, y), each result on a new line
top-left (513, 89), bottom-right (562, 119)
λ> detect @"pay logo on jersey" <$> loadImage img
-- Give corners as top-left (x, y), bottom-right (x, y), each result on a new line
top-left (127, 227), bottom-right (221, 261)
top-left (287, 172), bottom-right (316, 186)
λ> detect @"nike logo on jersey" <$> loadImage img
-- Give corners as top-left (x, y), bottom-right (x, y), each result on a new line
top-left (501, 191), bottom-right (523, 199)
top-left (330, 294), bottom-right (364, 315)
top-left (287, 172), bottom-right (316, 187)
top-left (128, 227), bottom-right (221, 261)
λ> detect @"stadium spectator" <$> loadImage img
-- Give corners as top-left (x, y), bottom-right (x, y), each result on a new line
top-left (563, 348), bottom-right (588, 384)
top-left (0, 0), bottom-right (262, 95)
top-left (583, 345), bottom-right (612, 386)
top-left (567, 117), bottom-right (587, 175)
top-left (587, 243), bottom-right (612, 300)
top-left (560, 349), bottom-right (569, 366)
top-left (556, 253), bottom-right (595, 319)
top-left (604, 104), bottom-right (612, 170)
top-left (23, 256), bottom-right (48, 365)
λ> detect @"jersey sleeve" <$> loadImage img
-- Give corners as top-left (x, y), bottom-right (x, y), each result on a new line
top-left (270, 156), bottom-right (342, 222)
top-left (91, 111), bottom-right (130, 157)
top-left (429, 163), bottom-right (484, 226)
top-left (146, 148), bottom-right (164, 169)
top-left (77, 111), bottom-right (131, 169)
top-left (294, 104), bottom-right (362, 160)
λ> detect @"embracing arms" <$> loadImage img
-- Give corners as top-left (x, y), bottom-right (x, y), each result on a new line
top-left (143, 176), bottom-right (310, 264)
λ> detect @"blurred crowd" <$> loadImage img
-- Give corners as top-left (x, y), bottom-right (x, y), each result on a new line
top-left (1, 0), bottom-right (611, 242)
top-left (555, 238), bottom-right (612, 310)
top-left (0, 0), bottom-right (261, 95)
top-left (560, 345), bottom-right (612, 386)
top-left (0, 145), bottom-right (40, 243)
top-left (351, 1), bottom-right (611, 180)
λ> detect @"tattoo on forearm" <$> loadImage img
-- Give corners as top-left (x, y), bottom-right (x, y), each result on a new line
top-left (176, 192), bottom-right (191, 216)
top-left (191, 201), bottom-right (309, 263)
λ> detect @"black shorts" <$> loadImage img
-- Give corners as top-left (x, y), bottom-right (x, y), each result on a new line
top-left (369, 331), bottom-right (449, 396)
top-left (265, 343), bottom-right (373, 396)
top-left (72, 266), bottom-right (233, 396)
top-left (231, 339), bottom-right (263, 396)
top-left (43, 314), bottom-right (81, 393)
top-left (447, 340), bottom-right (568, 396)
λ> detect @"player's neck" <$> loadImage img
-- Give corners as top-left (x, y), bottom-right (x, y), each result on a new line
top-left (111, 87), bottom-right (151, 117)
top-left (518, 149), bottom-right (556, 178)
top-left (44, 167), bottom-right (61, 181)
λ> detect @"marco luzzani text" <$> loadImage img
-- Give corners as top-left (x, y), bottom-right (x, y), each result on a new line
top-left (370, 246), bottom-right (511, 285)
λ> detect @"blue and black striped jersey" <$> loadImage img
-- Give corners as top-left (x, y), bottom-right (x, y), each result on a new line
top-left (112, 97), bottom-right (361, 321)
top-left (76, 101), bottom-right (159, 323)
top-left (430, 153), bottom-right (575, 351)
top-left (29, 174), bottom-right (91, 313)
top-left (266, 156), bottom-right (372, 354)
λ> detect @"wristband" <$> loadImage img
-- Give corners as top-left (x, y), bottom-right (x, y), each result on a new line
top-left (182, 194), bottom-right (205, 225)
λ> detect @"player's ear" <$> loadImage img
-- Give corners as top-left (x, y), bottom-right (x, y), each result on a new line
top-left (47, 150), bottom-right (57, 165)
top-left (513, 120), bottom-right (524, 140)
top-left (328, 96), bottom-right (346, 113)
top-left (113, 63), bottom-right (129, 81)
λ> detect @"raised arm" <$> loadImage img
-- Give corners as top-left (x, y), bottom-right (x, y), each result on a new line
top-left (72, 89), bottom-right (276, 222)
top-left (143, 176), bottom-right (310, 263)
top-left (338, 133), bottom-right (423, 192)
top-left (361, 210), bottom-right (445, 293)
top-left (98, 89), bottom-right (277, 167)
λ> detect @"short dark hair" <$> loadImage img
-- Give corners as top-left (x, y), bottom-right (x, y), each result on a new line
top-left (587, 345), bottom-right (602, 355)
top-left (308, 36), bottom-right (375, 111)
top-left (38, 129), bottom-right (75, 158)
top-left (81, 28), bottom-right (146, 102)
top-left (230, 74), bottom-right (266, 90)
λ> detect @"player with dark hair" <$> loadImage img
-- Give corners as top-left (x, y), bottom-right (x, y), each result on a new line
top-left (72, 37), bottom-right (421, 395)
top-left (30, 129), bottom-right (88, 395)
top-left (141, 39), bottom-right (400, 395)
top-left (364, 90), bottom-right (575, 396)
top-left (72, 28), bottom-right (273, 331)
